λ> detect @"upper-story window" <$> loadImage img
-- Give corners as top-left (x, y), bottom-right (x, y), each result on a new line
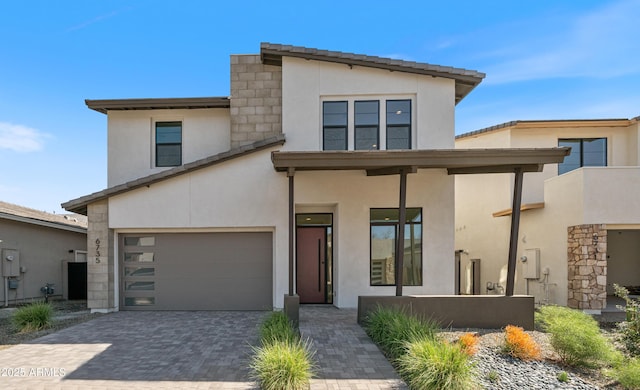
top-left (386, 100), bottom-right (411, 150)
top-left (322, 97), bottom-right (413, 151)
top-left (322, 101), bottom-right (348, 151)
top-left (355, 101), bottom-right (380, 150)
top-left (155, 121), bottom-right (182, 167)
top-left (558, 138), bottom-right (607, 175)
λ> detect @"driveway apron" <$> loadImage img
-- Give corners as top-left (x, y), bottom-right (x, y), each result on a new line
top-left (0, 307), bottom-right (405, 389)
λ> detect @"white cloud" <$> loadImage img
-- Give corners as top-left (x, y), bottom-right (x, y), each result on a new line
top-left (0, 122), bottom-right (49, 152)
top-left (482, 0), bottom-right (640, 84)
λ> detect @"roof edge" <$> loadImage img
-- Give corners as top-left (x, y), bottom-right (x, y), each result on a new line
top-left (86, 97), bottom-right (231, 114)
top-left (62, 135), bottom-right (286, 214)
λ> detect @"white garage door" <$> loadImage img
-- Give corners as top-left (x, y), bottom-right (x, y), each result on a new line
top-left (120, 232), bottom-right (272, 310)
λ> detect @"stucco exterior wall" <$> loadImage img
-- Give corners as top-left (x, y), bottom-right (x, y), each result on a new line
top-left (108, 146), bottom-right (454, 308)
top-left (107, 108), bottom-right (231, 187)
top-left (0, 219), bottom-right (85, 304)
top-left (281, 57), bottom-right (455, 152)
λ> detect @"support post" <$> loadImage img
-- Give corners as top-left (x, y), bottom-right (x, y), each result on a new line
top-left (506, 168), bottom-right (524, 296)
top-left (288, 170), bottom-right (295, 296)
top-left (396, 168), bottom-right (408, 297)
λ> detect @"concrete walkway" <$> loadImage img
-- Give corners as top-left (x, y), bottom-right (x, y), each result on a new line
top-left (0, 307), bottom-right (405, 389)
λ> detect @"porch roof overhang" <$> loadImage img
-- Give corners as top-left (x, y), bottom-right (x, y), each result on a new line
top-left (271, 148), bottom-right (571, 176)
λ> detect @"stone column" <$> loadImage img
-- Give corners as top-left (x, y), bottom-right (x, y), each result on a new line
top-left (86, 200), bottom-right (115, 312)
top-left (567, 224), bottom-right (607, 311)
top-left (230, 54), bottom-right (282, 149)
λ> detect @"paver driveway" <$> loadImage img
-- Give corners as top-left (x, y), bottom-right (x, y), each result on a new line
top-left (0, 307), bottom-right (405, 389)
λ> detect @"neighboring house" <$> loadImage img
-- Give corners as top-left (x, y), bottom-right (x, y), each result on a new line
top-left (62, 43), bottom-right (566, 313)
top-left (455, 117), bottom-right (640, 313)
top-left (0, 201), bottom-right (87, 305)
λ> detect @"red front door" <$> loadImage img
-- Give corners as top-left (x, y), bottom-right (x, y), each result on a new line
top-left (296, 227), bottom-right (326, 303)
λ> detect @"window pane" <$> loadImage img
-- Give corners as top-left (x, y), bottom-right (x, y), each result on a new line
top-left (558, 140), bottom-right (581, 174)
top-left (403, 224), bottom-right (422, 286)
top-left (156, 122), bottom-right (182, 144)
top-left (355, 126), bottom-right (378, 150)
top-left (124, 267), bottom-right (155, 277)
top-left (387, 126), bottom-right (410, 150)
top-left (355, 101), bottom-right (379, 126)
top-left (125, 281), bottom-right (155, 291)
top-left (583, 138), bottom-right (606, 167)
top-left (323, 127), bottom-right (347, 150)
top-left (156, 144), bottom-right (182, 167)
top-left (125, 297), bottom-right (155, 306)
top-left (124, 252), bottom-right (154, 262)
top-left (124, 237), bottom-right (155, 247)
top-left (387, 100), bottom-right (411, 125)
top-left (371, 225), bottom-right (396, 285)
top-left (323, 102), bottom-right (347, 126)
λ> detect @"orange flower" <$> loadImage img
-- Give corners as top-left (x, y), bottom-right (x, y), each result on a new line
top-left (458, 332), bottom-right (479, 356)
top-left (503, 325), bottom-right (541, 361)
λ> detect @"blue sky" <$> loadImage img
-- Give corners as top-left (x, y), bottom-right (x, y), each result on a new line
top-left (1, 0), bottom-right (638, 214)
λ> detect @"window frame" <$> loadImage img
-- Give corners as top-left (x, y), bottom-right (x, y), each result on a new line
top-left (558, 138), bottom-right (607, 175)
top-left (322, 101), bottom-right (348, 151)
top-left (386, 99), bottom-right (412, 150)
top-left (369, 207), bottom-right (423, 287)
top-left (354, 100), bottom-right (380, 150)
top-left (155, 121), bottom-right (183, 167)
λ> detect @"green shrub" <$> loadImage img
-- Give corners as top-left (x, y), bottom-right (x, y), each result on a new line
top-left (397, 335), bottom-right (475, 390)
top-left (363, 306), bottom-right (438, 360)
top-left (611, 358), bottom-right (640, 390)
top-left (260, 311), bottom-right (298, 345)
top-left (12, 302), bottom-right (53, 332)
top-left (557, 371), bottom-right (569, 383)
top-left (614, 284), bottom-right (640, 357)
top-left (536, 305), bottom-right (616, 367)
top-left (250, 339), bottom-right (314, 390)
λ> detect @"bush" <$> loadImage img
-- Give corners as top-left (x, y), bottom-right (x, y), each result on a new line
top-left (250, 311), bottom-right (314, 390)
top-left (614, 284), bottom-right (640, 357)
top-left (536, 305), bottom-right (616, 367)
top-left (502, 325), bottom-right (541, 361)
top-left (12, 302), bottom-right (53, 332)
top-left (397, 335), bottom-right (475, 390)
top-left (457, 333), bottom-right (478, 356)
top-left (363, 306), bottom-right (438, 360)
top-left (557, 371), bottom-right (569, 383)
top-left (250, 339), bottom-right (314, 390)
top-left (610, 358), bottom-right (640, 390)
top-left (260, 311), bottom-right (298, 345)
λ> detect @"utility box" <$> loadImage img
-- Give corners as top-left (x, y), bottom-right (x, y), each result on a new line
top-left (522, 248), bottom-right (540, 279)
top-left (2, 249), bottom-right (20, 277)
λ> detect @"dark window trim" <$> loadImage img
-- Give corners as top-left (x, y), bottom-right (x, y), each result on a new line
top-left (386, 99), bottom-right (412, 150)
top-left (322, 101), bottom-right (348, 151)
top-left (354, 100), bottom-right (380, 150)
top-left (558, 137), bottom-right (607, 174)
top-left (369, 207), bottom-right (422, 287)
top-left (155, 121), bottom-right (182, 167)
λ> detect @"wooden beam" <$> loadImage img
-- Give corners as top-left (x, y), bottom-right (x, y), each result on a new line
top-left (506, 168), bottom-right (524, 296)
top-left (367, 166), bottom-right (417, 176)
top-left (396, 169), bottom-right (408, 296)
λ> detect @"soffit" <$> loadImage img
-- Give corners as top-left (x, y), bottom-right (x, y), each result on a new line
top-left (85, 97), bottom-right (230, 114)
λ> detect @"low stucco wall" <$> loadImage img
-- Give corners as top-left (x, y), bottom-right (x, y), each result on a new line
top-left (358, 295), bottom-right (535, 330)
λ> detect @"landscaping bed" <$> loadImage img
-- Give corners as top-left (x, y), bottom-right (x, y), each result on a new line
top-left (0, 300), bottom-right (102, 350)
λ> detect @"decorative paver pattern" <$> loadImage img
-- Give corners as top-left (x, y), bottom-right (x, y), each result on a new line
top-left (0, 307), bottom-right (405, 389)
top-left (299, 306), bottom-right (407, 389)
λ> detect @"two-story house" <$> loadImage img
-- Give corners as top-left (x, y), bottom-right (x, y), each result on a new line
top-left (63, 43), bottom-right (567, 313)
top-left (455, 118), bottom-right (640, 313)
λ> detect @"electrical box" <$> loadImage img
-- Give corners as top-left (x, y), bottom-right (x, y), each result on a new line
top-left (522, 248), bottom-right (540, 279)
top-left (8, 279), bottom-right (18, 289)
top-left (2, 249), bottom-right (20, 277)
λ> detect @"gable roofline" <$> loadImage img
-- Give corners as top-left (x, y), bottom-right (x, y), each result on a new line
top-left (86, 97), bottom-right (230, 114)
top-left (0, 201), bottom-right (87, 233)
top-left (260, 42), bottom-right (485, 105)
top-left (61, 135), bottom-right (286, 215)
top-left (456, 118), bottom-right (636, 140)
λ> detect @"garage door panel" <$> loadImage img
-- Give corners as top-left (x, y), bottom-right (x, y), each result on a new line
top-left (121, 232), bottom-right (272, 310)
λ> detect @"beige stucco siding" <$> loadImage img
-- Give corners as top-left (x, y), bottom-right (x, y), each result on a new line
top-left (108, 108), bottom-right (231, 187)
top-left (282, 57), bottom-right (456, 152)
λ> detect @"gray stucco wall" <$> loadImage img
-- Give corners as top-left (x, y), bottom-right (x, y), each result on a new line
top-left (0, 218), bottom-right (86, 304)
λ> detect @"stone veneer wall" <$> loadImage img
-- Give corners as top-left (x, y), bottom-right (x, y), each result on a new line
top-left (230, 54), bottom-right (282, 149)
top-left (87, 200), bottom-right (115, 311)
top-left (567, 224), bottom-right (607, 310)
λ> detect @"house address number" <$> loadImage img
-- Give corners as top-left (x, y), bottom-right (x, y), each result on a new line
top-left (95, 238), bottom-right (101, 263)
